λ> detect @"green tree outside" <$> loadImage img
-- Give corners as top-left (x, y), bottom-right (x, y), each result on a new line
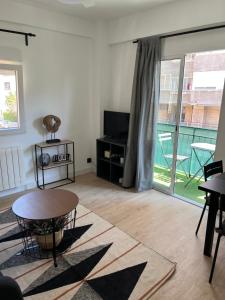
top-left (3, 92), bottom-right (17, 122)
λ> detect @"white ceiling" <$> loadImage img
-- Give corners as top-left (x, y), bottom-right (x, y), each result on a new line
top-left (11, 0), bottom-right (180, 20)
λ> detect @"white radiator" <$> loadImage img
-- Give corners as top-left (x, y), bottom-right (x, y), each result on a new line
top-left (0, 146), bottom-right (25, 191)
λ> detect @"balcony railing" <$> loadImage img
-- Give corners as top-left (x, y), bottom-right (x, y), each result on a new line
top-left (155, 123), bottom-right (217, 177)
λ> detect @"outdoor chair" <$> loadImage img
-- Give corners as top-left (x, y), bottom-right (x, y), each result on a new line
top-left (158, 132), bottom-right (189, 178)
top-left (209, 194), bottom-right (225, 283)
top-left (195, 160), bottom-right (223, 236)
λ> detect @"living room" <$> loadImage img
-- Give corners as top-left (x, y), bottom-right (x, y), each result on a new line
top-left (1, 0), bottom-right (225, 299)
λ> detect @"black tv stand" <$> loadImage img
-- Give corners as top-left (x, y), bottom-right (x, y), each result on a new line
top-left (96, 138), bottom-right (127, 187)
top-left (102, 137), bottom-right (127, 144)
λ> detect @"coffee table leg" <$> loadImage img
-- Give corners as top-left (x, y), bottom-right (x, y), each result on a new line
top-left (73, 209), bottom-right (77, 228)
top-left (52, 219), bottom-right (57, 267)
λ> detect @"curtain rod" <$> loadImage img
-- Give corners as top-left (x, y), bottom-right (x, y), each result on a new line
top-left (133, 24), bottom-right (225, 43)
top-left (0, 29), bottom-right (36, 46)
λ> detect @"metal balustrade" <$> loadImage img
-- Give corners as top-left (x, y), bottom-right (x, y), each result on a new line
top-left (155, 123), bottom-right (217, 177)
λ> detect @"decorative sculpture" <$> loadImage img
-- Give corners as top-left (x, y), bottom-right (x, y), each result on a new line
top-left (43, 115), bottom-right (61, 143)
top-left (39, 153), bottom-right (50, 167)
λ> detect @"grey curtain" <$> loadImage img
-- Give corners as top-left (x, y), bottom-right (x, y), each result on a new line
top-left (122, 37), bottom-right (161, 191)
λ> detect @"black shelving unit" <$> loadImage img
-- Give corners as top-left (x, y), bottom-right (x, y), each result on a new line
top-left (35, 140), bottom-right (75, 189)
top-left (96, 138), bottom-right (127, 186)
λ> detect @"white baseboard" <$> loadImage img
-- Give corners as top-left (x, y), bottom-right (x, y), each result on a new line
top-left (76, 166), bottom-right (95, 176)
top-left (0, 166), bottom-right (94, 198)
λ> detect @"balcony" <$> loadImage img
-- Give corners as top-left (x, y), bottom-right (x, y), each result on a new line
top-left (154, 123), bottom-right (217, 204)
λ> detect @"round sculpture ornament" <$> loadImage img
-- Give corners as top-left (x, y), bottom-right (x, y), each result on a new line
top-left (43, 115), bottom-right (61, 133)
top-left (39, 153), bottom-right (50, 167)
top-left (42, 115), bottom-right (61, 143)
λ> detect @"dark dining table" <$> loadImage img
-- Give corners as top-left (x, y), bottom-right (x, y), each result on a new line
top-left (198, 172), bottom-right (225, 256)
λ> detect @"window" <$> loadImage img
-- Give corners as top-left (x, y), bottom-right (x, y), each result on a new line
top-left (0, 64), bottom-right (24, 134)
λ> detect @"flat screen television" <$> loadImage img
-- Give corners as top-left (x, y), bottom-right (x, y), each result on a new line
top-left (104, 110), bottom-right (130, 140)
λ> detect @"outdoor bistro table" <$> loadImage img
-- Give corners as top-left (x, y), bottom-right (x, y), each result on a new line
top-left (198, 172), bottom-right (225, 256)
top-left (12, 189), bottom-right (79, 267)
top-left (185, 142), bottom-right (216, 187)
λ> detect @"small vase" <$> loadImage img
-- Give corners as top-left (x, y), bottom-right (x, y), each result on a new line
top-left (35, 229), bottom-right (64, 250)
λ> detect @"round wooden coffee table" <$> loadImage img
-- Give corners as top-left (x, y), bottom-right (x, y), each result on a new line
top-left (12, 189), bottom-right (79, 267)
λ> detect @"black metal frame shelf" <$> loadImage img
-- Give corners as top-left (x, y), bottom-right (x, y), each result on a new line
top-left (35, 140), bottom-right (75, 190)
top-left (38, 160), bottom-right (73, 170)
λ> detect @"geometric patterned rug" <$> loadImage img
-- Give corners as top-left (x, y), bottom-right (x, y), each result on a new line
top-left (0, 204), bottom-right (176, 299)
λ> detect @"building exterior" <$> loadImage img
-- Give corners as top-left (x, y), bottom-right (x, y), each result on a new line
top-left (159, 50), bottom-right (225, 129)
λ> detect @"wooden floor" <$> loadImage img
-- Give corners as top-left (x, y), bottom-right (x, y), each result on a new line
top-left (2, 173), bottom-right (225, 299)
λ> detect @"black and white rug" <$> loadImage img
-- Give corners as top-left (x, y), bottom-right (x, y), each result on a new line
top-left (0, 204), bottom-right (176, 299)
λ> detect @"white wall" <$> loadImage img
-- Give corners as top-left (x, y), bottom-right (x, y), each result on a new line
top-left (0, 1), bottom-right (96, 196)
top-left (109, 0), bottom-right (225, 44)
top-left (1, 0), bottom-right (94, 38)
top-left (109, 42), bottom-right (136, 112)
top-left (90, 21), bottom-right (111, 167)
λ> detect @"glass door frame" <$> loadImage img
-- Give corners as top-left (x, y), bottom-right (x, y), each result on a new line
top-left (154, 50), bottom-right (224, 207)
top-left (153, 56), bottom-right (185, 196)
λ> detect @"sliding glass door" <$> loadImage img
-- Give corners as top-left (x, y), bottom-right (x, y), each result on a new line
top-left (154, 50), bottom-right (225, 204)
top-left (174, 50), bottom-right (225, 204)
top-left (153, 59), bottom-right (183, 193)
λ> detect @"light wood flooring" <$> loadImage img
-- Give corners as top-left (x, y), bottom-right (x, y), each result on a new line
top-left (1, 173), bottom-right (225, 300)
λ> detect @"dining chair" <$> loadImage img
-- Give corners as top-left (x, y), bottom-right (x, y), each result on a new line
top-left (209, 195), bottom-right (225, 283)
top-left (195, 160), bottom-right (223, 236)
top-left (158, 132), bottom-right (189, 178)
